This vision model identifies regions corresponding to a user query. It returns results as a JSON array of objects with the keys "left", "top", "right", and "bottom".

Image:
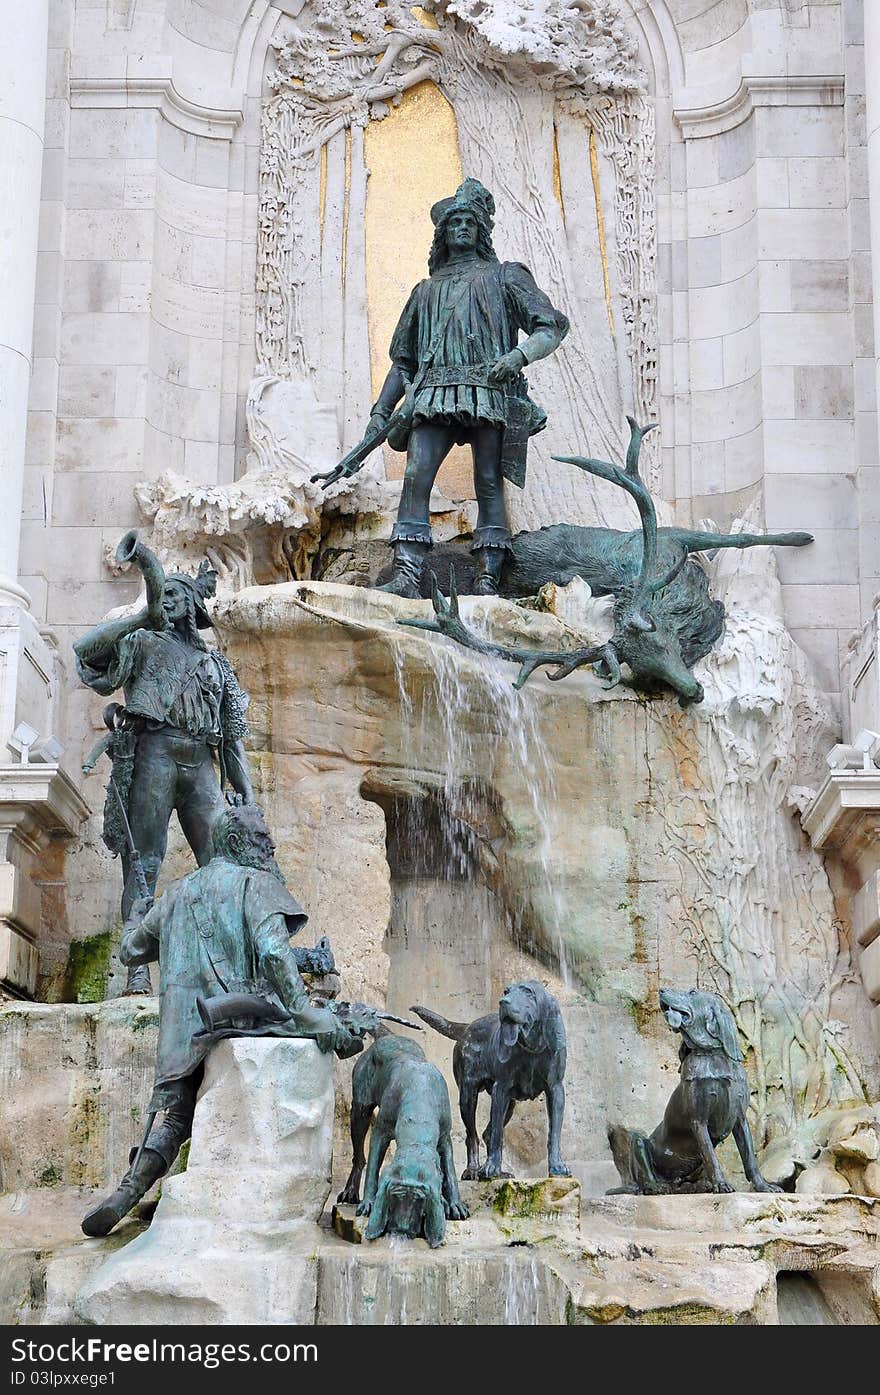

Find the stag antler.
[
  {"left": 399, "top": 572, "right": 616, "bottom": 689},
  {"left": 398, "top": 419, "right": 663, "bottom": 695},
  {"left": 553, "top": 416, "right": 661, "bottom": 628}
]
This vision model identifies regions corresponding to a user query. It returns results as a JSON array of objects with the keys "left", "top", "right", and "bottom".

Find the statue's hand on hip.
[{"left": 488, "top": 349, "right": 526, "bottom": 385}]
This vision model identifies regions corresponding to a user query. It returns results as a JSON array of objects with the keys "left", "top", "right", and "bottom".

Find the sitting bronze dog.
[
  {"left": 414, "top": 981, "right": 570, "bottom": 1181},
  {"left": 608, "top": 988, "right": 782, "bottom": 1195},
  {"left": 337, "top": 1033, "right": 469, "bottom": 1246}
]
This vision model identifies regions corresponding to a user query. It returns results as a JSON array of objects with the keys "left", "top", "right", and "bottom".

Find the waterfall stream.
[{"left": 389, "top": 606, "right": 572, "bottom": 987}]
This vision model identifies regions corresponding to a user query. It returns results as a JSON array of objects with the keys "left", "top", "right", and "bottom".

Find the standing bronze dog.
[
  {"left": 608, "top": 988, "right": 782, "bottom": 1195},
  {"left": 414, "top": 981, "right": 570, "bottom": 1181},
  {"left": 337, "top": 1033, "right": 469, "bottom": 1246}
]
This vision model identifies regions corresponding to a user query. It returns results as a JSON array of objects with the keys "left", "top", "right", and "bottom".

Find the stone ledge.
[
  {"left": 0, "top": 764, "right": 91, "bottom": 839},
  {"left": 675, "top": 73, "right": 844, "bottom": 140},
  {"left": 69, "top": 56, "right": 243, "bottom": 140},
  {"left": 332, "top": 1177, "right": 582, "bottom": 1247},
  {"left": 4, "top": 1187, "right": 879, "bottom": 1324},
  {"left": 801, "top": 771, "right": 880, "bottom": 861},
  {"left": 853, "top": 871, "right": 880, "bottom": 948},
  {"left": 0, "top": 766, "right": 90, "bottom": 997}
]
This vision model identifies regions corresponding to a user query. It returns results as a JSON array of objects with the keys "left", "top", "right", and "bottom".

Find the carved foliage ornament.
[{"left": 256, "top": 0, "right": 654, "bottom": 473}]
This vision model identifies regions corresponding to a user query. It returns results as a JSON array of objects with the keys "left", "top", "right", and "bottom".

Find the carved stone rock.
[{"left": 76, "top": 1038, "right": 334, "bottom": 1325}]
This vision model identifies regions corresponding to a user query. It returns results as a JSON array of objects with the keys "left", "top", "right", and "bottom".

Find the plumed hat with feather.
[{"left": 430, "top": 177, "right": 495, "bottom": 230}]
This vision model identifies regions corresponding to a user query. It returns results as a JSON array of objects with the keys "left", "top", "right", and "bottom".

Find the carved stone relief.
[
  {"left": 253, "top": 0, "right": 655, "bottom": 532},
  {"left": 125, "top": 1, "right": 658, "bottom": 584},
  {"left": 655, "top": 524, "right": 872, "bottom": 1166}
]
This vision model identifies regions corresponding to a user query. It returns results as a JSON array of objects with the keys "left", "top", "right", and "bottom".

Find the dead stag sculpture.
[{"left": 400, "top": 418, "right": 813, "bottom": 706}]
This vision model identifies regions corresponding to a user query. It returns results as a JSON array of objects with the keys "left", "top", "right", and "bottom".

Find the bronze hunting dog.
[
  {"left": 608, "top": 988, "right": 782, "bottom": 1194},
  {"left": 414, "top": 981, "right": 570, "bottom": 1181}
]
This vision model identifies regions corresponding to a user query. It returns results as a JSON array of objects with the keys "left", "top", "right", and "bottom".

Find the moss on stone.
[
  {"left": 583, "top": 1300, "right": 627, "bottom": 1323},
  {"left": 36, "top": 1163, "right": 63, "bottom": 1187},
  {"left": 131, "top": 1010, "right": 159, "bottom": 1032},
  {"left": 491, "top": 1178, "right": 578, "bottom": 1219},
  {"left": 576, "top": 1298, "right": 737, "bottom": 1325},
  {"left": 63, "top": 933, "right": 113, "bottom": 1004},
  {"left": 633, "top": 1303, "right": 737, "bottom": 1325}
]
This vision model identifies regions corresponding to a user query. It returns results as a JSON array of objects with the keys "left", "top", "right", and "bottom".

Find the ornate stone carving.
[
  {"left": 654, "top": 530, "right": 871, "bottom": 1169},
  {"left": 580, "top": 94, "right": 659, "bottom": 485},
  {"left": 114, "top": 464, "right": 323, "bottom": 589},
  {"left": 253, "top": 0, "right": 653, "bottom": 532}
]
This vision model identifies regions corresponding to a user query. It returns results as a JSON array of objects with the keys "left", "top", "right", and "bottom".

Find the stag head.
[
  {"left": 400, "top": 418, "right": 705, "bottom": 706},
  {"left": 608, "top": 603, "right": 703, "bottom": 706},
  {"left": 552, "top": 418, "right": 703, "bottom": 706}
]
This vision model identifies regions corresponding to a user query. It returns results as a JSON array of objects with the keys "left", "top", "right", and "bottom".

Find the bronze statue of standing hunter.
[
  {"left": 312, "top": 176, "right": 569, "bottom": 598},
  {"left": 75, "top": 532, "right": 255, "bottom": 994},
  {"left": 313, "top": 178, "right": 813, "bottom": 706}
]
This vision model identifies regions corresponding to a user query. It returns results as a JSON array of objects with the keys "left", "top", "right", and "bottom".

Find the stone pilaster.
[
  {"left": 0, "top": 0, "right": 49, "bottom": 606},
  {"left": 803, "top": 768, "right": 880, "bottom": 1049},
  {"left": 0, "top": 764, "right": 88, "bottom": 997}
]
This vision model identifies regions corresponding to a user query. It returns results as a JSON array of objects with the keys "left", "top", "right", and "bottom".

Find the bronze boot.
[
  {"left": 471, "top": 546, "right": 506, "bottom": 596},
  {"left": 122, "top": 963, "right": 153, "bottom": 995},
  {"left": 378, "top": 540, "right": 429, "bottom": 599},
  {"left": 81, "top": 1147, "right": 167, "bottom": 1237}
]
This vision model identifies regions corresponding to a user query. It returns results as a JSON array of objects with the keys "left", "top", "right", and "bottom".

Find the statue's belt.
[
  {"left": 117, "top": 710, "right": 221, "bottom": 744},
  {"left": 418, "top": 363, "right": 503, "bottom": 389}
]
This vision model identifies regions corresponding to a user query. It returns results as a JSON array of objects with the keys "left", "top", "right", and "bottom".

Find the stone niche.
[
  {"left": 211, "top": 536, "right": 880, "bottom": 1191},
  {"left": 127, "top": 0, "right": 660, "bottom": 591}
]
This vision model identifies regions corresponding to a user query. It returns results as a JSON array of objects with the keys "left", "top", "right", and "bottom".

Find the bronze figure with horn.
[{"left": 74, "top": 532, "right": 254, "bottom": 994}]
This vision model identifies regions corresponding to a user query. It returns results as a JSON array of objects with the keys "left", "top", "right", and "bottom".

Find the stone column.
[
  {"left": 0, "top": 0, "right": 48, "bottom": 606},
  {"left": 866, "top": 1, "right": 880, "bottom": 425}
]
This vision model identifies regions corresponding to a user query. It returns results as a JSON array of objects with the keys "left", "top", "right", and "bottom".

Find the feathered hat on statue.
[
  {"left": 430, "top": 177, "right": 496, "bottom": 229},
  {"left": 166, "top": 558, "right": 218, "bottom": 629}
]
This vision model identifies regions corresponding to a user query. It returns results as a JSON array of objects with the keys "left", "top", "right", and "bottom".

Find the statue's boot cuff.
[
  {"left": 378, "top": 539, "right": 430, "bottom": 600},
  {"left": 81, "top": 1147, "right": 168, "bottom": 1237},
  {"left": 389, "top": 522, "right": 433, "bottom": 546},
  {"left": 470, "top": 527, "right": 512, "bottom": 553},
  {"left": 122, "top": 963, "right": 153, "bottom": 996}
]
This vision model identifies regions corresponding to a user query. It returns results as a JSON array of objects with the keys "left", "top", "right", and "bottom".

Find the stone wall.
[{"left": 660, "top": 0, "right": 868, "bottom": 697}]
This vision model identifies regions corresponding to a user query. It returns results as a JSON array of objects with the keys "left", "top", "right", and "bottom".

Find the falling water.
[
  {"left": 503, "top": 1251, "right": 543, "bottom": 1325},
  {"left": 389, "top": 601, "right": 571, "bottom": 986}
]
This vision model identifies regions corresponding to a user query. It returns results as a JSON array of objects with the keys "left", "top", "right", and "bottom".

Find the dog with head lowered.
[
  {"left": 413, "top": 982, "right": 570, "bottom": 1181},
  {"left": 337, "top": 1032, "right": 469, "bottom": 1247},
  {"left": 608, "top": 988, "right": 782, "bottom": 1195}
]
